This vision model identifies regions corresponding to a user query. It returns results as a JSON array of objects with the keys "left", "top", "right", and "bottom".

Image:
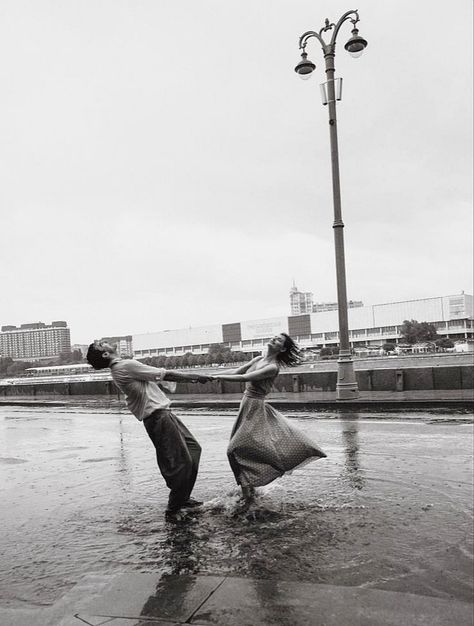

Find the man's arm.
[
  {"left": 163, "top": 370, "right": 212, "bottom": 383},
  {"left": 122, "top": 360, "right": 211, "bottom": 383}
]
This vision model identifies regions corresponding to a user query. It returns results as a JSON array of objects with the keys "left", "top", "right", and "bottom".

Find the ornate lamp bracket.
[{"left": 298, "top": 9, "right": 361, "bottom": 56}]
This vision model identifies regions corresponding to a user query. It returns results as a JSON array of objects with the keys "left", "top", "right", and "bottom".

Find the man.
[{"left": 87, "top": 340, "right": 210, "bottom": 516}]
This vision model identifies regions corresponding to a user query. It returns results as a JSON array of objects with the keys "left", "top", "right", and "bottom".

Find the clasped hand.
[{"left": 194, "top": 374, "right": 215, "bottom": 383}]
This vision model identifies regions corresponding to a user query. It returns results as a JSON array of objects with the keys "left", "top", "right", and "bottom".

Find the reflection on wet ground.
[{"left": 0, "top": 404, "right": 472, "bottom": 610}]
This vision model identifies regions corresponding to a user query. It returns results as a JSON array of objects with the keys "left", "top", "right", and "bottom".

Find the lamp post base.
[{"left": 336, "top": 351, "right": 359, "bottom": 400}]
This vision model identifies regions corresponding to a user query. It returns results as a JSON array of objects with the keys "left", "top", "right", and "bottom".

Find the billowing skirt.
[{"left": 227, "top": 394, "right": 326, "bottom": 488}]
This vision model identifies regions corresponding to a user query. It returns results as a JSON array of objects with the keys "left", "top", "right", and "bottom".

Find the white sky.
[{"left": 1, "top": 0, "right": 472, "bottom": 344}]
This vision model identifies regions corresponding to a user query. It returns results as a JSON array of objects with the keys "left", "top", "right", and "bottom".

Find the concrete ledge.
[{"left": 0, "top": 390, "right": 473, "bottom": 411}]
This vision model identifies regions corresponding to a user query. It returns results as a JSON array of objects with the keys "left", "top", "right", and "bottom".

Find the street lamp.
[{"left": 294, "top": 10, "right": 367, "bottom": 400}]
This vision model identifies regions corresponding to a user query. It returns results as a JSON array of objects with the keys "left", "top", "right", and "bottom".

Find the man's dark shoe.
[
  {"left": 182, "top": 498, "right": 203, "bottom": 508},
  {"left": 165, "top": 499, "right": 202, "bottom": 517},
  {"left": 165, "top": 507, "right": 179, "bottom": 516}
]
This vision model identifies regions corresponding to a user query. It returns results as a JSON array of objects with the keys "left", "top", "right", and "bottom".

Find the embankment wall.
[{"left": 0, "top": 365, "right": 472, "bottom": 397}]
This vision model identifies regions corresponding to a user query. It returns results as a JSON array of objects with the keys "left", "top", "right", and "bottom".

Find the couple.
[{"left": 87, "top": 333, "right": 326, "bottom": 516}]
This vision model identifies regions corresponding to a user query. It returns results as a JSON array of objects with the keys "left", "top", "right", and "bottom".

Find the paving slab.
[
  {"left": 68, "top": 574, "right": 473, "bottom": 626},
  {"left": 0, "top": 606, "right": 48, "bottom": 626},
  {"left": 81, "top": 573, "right": 225, "bottom": 624},
  {"left": 193, "top": 577, "right": 474, "bottom": 626}
]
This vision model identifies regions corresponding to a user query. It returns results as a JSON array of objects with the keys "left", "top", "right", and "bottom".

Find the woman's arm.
[{"left": 213, "top": 363, "right": 278, "bottom": 383}]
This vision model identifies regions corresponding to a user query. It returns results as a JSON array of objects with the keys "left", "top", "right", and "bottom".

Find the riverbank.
[{"left": 1, "top": 354, "right": 473, "bottom": 401}]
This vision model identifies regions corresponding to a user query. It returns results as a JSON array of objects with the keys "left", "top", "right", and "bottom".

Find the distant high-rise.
[
  {"left": 290, "top": 282, "right": 314, "bottom": 315},
  {"left": 290, "top": 282, "right": 363, "bottom": 315},
  {"left": 0, "top": 321, "right": 71, "bottom": 360}
]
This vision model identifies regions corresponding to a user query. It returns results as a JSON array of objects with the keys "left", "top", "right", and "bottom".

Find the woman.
[{"left": 212, "top": 333, "right": 326, "bottom": 502}]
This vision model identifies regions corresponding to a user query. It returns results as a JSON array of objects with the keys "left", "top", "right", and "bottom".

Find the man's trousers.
[{"left": 143, "top": 409, "right": 201, "bottom": 512}]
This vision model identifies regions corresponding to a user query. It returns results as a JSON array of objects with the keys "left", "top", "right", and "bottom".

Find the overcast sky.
[{"left": 1, "top": 0, "right": 472, "bottom": 344}]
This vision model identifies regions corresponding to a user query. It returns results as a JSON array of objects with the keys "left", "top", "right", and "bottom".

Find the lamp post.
[{"left": 294, "top": 9, "right": 367, "bottom": 400}]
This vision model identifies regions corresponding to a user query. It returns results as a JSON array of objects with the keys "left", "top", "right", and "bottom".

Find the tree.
[
  {"left": 0, "top": 357, "right": 14, "bottom": 376},
  {"left": 208, "top": 343, "right": 227, "bottom": 355},
  {"left": 435, "top": 338, "right": 454, "bottom": 349},
  {"left": 382, "top": 343, "right": 396, "bottom": 352},
  {"left": 71, "top": 349, "right": 84, "bottom": 363},
  {"left": 214, "top": 352, "right": 225, "bottom": 365},
  {"left": 166, "top": 356, "right": 177, "bottom": 369},
  {"left": 6, "top": 361, "right": 32, "bottom": 376},
  {"left": 58, "top": 351, "right": 73, "bottom": 364},
  {"left": 400, "top": 319, "right": 438, "bottom": 344},
  {"left": 320, "top": 347, "right": 333, "bottom": 358},
  {"left": 182, "top": 352, "right": 194, "bottom": 368}
]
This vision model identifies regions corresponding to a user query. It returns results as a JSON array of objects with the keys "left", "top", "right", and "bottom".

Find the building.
[
  {"left": 133, "top": 293, "right": 474, "bottom": 359},
  {"left": 0, "top": 321, "right": 71, "bottom": 360},
  {"left": 290, "top": 282, "right": 313, "bottom": 315},
  {"left": 312, "top": 299, "right": 364, "bottom": 313},
  {"left": 290, "top": 282, "right": 363, "bottom": 314},
  {"left": 99, "top": 335, "right": 133, "bottom": 358},
  {"left": 71, "top": 344, "right": 89, "bottom": 358}
]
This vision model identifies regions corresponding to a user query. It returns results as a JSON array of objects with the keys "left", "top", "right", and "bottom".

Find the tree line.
[
  {"left": 0, "top": 349, "right": 84, "bottom": 378},
  {"left": 140, "top": 344, "right": 257, "bottom": 369}
]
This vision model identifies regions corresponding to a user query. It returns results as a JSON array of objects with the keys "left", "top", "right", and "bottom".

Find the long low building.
[{"left": 133, "top": 293, "right": 474, "bottom": 358}]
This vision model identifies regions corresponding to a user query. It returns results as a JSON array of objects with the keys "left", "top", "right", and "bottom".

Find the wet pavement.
[{"left": 0, "top": 404, "right": 473, "bottom": 624}]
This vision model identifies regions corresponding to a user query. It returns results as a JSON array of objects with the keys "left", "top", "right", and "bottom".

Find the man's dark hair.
[
  {"left": 86, "top": 343, "right": 111, "bottom": 370},
  {"left": 277, "top": 333, "right": 301, "bottom": 367}
]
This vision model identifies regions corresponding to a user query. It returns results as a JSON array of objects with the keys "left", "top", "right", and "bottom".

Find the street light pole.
[{"left": 294, "top": 10, "right": 367, "bottom": 400}]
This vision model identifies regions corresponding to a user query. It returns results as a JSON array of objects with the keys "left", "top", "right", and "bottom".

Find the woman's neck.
[{"left": 263, "top": 349, "right": 278, "bottom": 364}]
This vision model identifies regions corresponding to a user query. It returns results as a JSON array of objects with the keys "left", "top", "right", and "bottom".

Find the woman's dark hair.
[
  {"left": 277, "top": 333, "right": 301, "bottom": 367},
  {"left": 86, "top": 343, "right": 111, "bottom": 370}
]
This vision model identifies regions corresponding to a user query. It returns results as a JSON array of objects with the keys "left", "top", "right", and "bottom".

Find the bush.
[{"left": 320, "top": 347, "right": 333, "bottom": 358}]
